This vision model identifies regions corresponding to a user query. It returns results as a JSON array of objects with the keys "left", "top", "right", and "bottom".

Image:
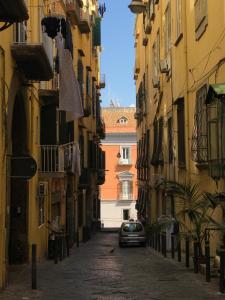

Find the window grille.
[
  {"left": 191, "top": 85, "right": 208, "bottom": 163},
  {"left": 177, "top": 99, "right": 186, "bottom": 167},
  {"left": 151, "top": 118, "right": 158, "bottom": 165}
]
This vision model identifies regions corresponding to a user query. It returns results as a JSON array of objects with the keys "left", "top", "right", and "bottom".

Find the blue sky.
[{"left": 100, "top": 0, "right": 136, "bottom": 107}]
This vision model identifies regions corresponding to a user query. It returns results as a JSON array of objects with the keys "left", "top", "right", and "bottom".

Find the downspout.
[{"left": 184, "top": 0, "right": 191, "bottom": 184}]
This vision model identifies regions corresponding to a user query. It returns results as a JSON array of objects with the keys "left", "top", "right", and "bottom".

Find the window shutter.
[{"left": 93, "top": 17, "right": 101, "bottom": 46}]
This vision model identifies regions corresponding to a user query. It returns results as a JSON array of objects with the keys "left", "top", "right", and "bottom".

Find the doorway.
[{"left": 8, "top": 93, "right": 28, "bottom": 264}]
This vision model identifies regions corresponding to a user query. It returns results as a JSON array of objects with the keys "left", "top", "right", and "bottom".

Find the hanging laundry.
[{"left": 55, "top": 33, "right": 84, "bottom": 120}]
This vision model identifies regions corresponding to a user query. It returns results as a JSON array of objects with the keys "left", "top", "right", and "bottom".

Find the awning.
[{"left": 206, "top": 84, "right": 225, "bottom": 104}]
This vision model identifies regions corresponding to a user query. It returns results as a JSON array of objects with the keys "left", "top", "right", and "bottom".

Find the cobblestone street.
[{"left": 1, "top": 232, "right": 225, "bottom": 300}]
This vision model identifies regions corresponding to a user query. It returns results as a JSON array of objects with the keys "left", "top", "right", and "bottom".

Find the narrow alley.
[{"left": 1, "top": 232, "right": 224, "bottom": 300}]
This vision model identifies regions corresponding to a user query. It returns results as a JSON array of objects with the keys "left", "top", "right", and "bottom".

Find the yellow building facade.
[
  {"left": 133, "top": 0, "right": 225, "bottom": 249},
  {"left": 0, "top": 0, "right": 105, "bottom": 289}
]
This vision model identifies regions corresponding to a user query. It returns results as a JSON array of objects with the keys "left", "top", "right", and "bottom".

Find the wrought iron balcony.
[
  {"left": 78, "top": 9, "right": 91, "bottom": 34},
  {"left": 39, "top": 145, "right": 65, "bottom": 176},
  {"left": 11, "top": 21, "right": 53, "bottom": 81},
  {"left": 62, "top": 142, "right": 78, "bottom": 174},
  {"left": 119, "top": 193, "right": 134, "bottom": 201},
  {"left": 0, "top": 0, "right": 28, "bottom": 23},
  {"left": 96, "top": 117, "right": 105, "bottom": 139},
  {"left": 99, "top": 74, "right": 106, "bottom": 89},
  {"left": 65, "top": 0, "right": 82, "bottom": 26},
  {"left": 118, "top": 159, "right": 132, "bottom": 166}
]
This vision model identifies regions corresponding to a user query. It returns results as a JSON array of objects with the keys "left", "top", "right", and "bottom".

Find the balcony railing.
[
  {"left": 78, "top": 9, "right": 91, "bottom": 34},
  {"left": 39, "top": 145, "right": 64, "bottom": 174},
  {"left": 62, "top": 142, "right": 80, "bottom": 174},
  {"left": 119, "top": 194, "right": 134, "bottom": 201},
  {"left": 118, "top": 159, "right": 132, "bottom": 165},
  {"left": 99, "top": 74, "right": 106, "bottom": 89},
  {"left": 65, "top": 0, "right": 81, "bottom": 25},
  {"left": 10, "top": 11, "right": 53, "bottom": 81}
]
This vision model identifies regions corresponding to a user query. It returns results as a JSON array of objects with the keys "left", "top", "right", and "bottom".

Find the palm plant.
[{"left": 163, "top": 180, "right": 219, "bottom": 257}]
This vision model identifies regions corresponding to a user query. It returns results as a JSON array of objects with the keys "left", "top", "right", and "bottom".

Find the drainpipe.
[{"left": 184, "top": 0, "right": 191, "bottom": 183}]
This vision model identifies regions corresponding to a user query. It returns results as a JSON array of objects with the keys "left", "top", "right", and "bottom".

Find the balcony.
[
  {"left": 78, "top": 9, "right": 91, "bottom": 34},
  {"left": 119, "top": 194, "right": 134, "bottom": 201},
  {"left": 63, "top": 142, "right": 79, "bottom": 174},
  {"left": 39, "top": 145, "right": 65, "bottom": 177},
  {"left": 118, "top": 159, "right": 132, "bottom": 166},
  {"left": 96, "top": 117, "right": 105, "bottom": 139},
  {"left": 11, "top": 23, "right": 53, "bottom": 81},
  {"left": 99, "top": 74, "right": 106, "bottom": 89},
  {"left": 0, "top": 0, "right": 29, "bottom": 23},
  {"left": 65, "top": 0, "right": 82, "bottom": 26}
]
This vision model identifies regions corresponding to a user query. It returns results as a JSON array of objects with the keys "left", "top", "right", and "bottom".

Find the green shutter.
[{"left": 93, "top": 17, "right": 101, "bottom": 46}]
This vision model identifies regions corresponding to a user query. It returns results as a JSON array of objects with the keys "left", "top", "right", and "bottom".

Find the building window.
[
  {"left": 117, "top": 116, "right": 128, "bottom": 124},
  {"left": 151, "top": 117, "right": 164, "bottom": 166},
  {"left": 120, "top": 181, "right": 133, "bottom": 200},
  {"left": 168, "top": 117, "right": 173, "bottom": 164},
  {"left": 77, "top": 57, "right": 84, "bottom": 106},
  {"left": 86, "top": 68, "right": 91, "bottom": 97},
  {"left": 175, "top": 0, "right": 183, "bottom": 44},
  {"left": 152, "top": 32, "right": 160, "bottom": 85},
  {"left": 164, "top": 2, "right": 171, "bottom": 56},
  {"left": 38, "top": 196, "right": 45, "bottom": 226},
  {"left": 177, "top": 98, "right": 186, "bottom": 167},
  {"left": 191, "top": 85, "right": 208, "bottom": 163},
  {"left": 123, "top": 209, "right": 130, "bottom": 221},
  {"left": 195, "top": 0, "right": 208, "bottom": 40},
  {"left": 120, "top": 146, "right": 131, "bottom": 164}
]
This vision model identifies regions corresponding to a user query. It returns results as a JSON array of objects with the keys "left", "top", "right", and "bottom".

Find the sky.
[{"left": 100, "top": 0, "right": 136, "bottom": 108}]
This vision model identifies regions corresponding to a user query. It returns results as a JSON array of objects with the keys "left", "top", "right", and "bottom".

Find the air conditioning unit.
[
  {"left": 38, "top": 182, "right": 48, "bottom": 196},
  {"left": 152, "top": 77, "right": 160, "bottom": 88},
  {"left": 160, "top": 58, "right": 170, "bottom": 74}
]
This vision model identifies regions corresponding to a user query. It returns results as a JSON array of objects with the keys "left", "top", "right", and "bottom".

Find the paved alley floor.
[{"left": 1, "top": 232, "right": 225, "bottom": 300}]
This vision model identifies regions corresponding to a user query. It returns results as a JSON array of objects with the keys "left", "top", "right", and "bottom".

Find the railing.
[
  {"left": 119, "top": 194, "right": 134, "bottom": 200},
  {"left": 99, "top": 74, "right": 105, "bottom": 88},
  {"left": 39, "top": 145, "right": 64, "bottom": 173},
  {"left": 118, "top": 159, "right": 132, "bottom": 165}
]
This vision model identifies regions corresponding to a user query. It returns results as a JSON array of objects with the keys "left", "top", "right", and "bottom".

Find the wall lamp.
[{"left": 128, "top": 0, "right": 146, "bottom": 14}]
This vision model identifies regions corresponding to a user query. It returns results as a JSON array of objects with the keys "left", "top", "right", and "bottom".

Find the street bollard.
[
  {"left": 185, "top": 237, "right": 190, "bottom": 268},
  {"left": 161, "top": 234, "right": 164, "bottom": 255},
  {"left": 54, "top": 237, "right": 58, "bottom": 264},
  {"left": 193, "top": 239, "right": 198, "bottom": 273},
  {"left": 77, "top": 231, "right": 79, "bottom": 248},
  {"left": 158, "top": 233, "right": 161, "bottom": 252},
  {"left": 31, "top": 244, "right": 37, "bottom": 289},
  {"left": 205, "top": 240, "right": 210, "bottom": 282},
  {"left": 66, "top": 234, "right": 70, "bottom": 256},
  {"left": 171, "top": 234, "right": 175, "bottom": 259},
  {"left": 220, "top": 246, "right": 225, "bottom": 293},
  {"left": 164, "top": 233, "right": 167, "bottom": 257},
  {"left": 177, "top": 238, "right": 181, "bottom": 262}
]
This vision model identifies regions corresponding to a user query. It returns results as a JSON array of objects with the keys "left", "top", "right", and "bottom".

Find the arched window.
[{"left": 117, "top": 116, "right": 128, "bottom": 124}]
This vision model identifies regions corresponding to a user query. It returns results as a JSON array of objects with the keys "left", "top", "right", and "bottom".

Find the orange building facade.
[{"left": 100, "top": 107, "right": 137, "bottom": 228}]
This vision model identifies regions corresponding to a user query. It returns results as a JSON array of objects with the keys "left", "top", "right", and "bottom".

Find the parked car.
[{"left": 119, "top": 220, "right": 146, "bottom": 247}]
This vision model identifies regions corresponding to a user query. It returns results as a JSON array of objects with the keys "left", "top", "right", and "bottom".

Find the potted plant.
[{"left": 162, "top": 180, "right": 219, "bottom": 270}]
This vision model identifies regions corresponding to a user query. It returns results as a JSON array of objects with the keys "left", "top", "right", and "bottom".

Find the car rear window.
[{"left": 122, "top": 223, "right": 143, "bottom": 232}]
